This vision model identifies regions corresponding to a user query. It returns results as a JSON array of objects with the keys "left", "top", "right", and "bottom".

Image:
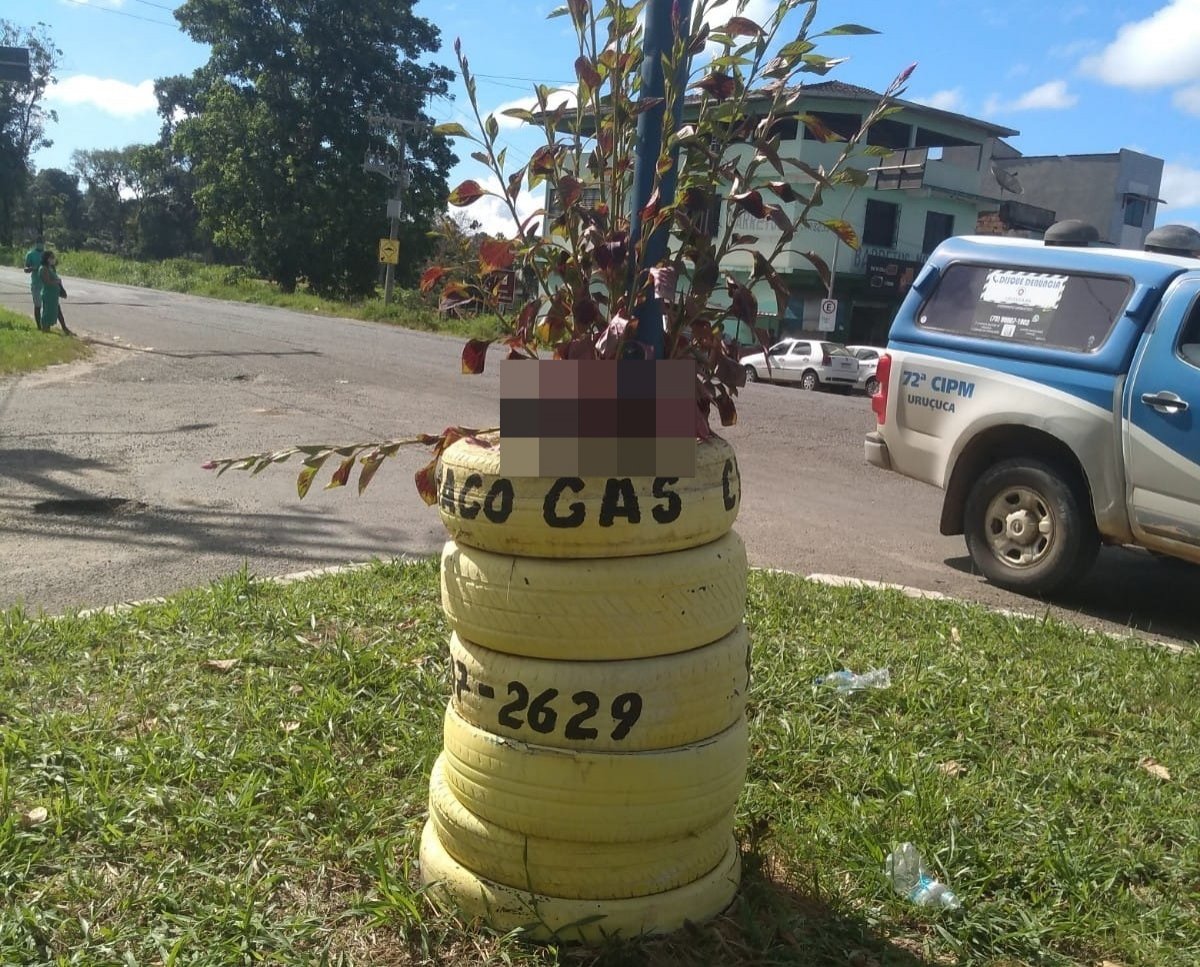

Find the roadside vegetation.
[
  {"left": 0, "top": 305, "right": 91, "bottom": 376},
  {"left": 3, "top": 561, "right": 1195, "bottom": 966},
  {"left": 2, "top": 246, "right": 503, "bottom": 342}
]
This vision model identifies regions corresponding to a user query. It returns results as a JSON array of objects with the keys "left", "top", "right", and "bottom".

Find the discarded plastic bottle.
[
  {"left": 815, "top": 667, "right": 891, "bottom": 693},
  {"left": 885, "top": 842, "right": 961, "bottom": 911}
]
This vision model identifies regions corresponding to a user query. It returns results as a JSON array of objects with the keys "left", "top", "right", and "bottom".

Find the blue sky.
[{"left": 22, "top": 0, "right": 1200, "bottom": 235}]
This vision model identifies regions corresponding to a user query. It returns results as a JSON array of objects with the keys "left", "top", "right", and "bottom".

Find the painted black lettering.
[
  {"left": 483, "top": 478, "right": 514, "bottom": 524},
  {"left": 598, "top": 478, "right": 641, "bottom": 527},
  {"left": 498, "top": 680, "right": 529, "bottom": 729},
  {"left": 651, "top": 477, "right": 682, "bottom": 524},
  {"left": 440, "top": 467, "right": 458, "bottom": 514},
  {"left": 610, "top": 692, "right": 643, "bottom": 741},
  {"left": 457, "top": 473, "right": 483, "bottom": 520},
  {"left": 544, "top": 477, "right": 586, "bottom": 527},
  {"left": 453, "top": 659, "right": 469, "bottom": 701},
  {"left": 564, "top": 691, "right": 600, "bottom": 740},
  {"left": 721, "top": 458, "right": 739, "bottom": 512}
]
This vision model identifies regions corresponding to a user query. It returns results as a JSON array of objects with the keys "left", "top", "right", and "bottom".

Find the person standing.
[
  {"left": 38, "top": 250, "right": 73, "bottom": 336},
  {"left": 23, "top": 238, "right": 44, "bottom": 328}
]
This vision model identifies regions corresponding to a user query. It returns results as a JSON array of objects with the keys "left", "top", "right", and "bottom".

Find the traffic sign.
[
  {"left": 378, "top": 238, "right": 400, "bottom": 265},
  {"left": 818, "top": 298, "right": 838, "bottom": 332}
]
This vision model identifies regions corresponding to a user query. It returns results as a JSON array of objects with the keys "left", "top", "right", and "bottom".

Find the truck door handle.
[{"left": 1140, "top": 391, "right": 1190, "bottom": 414}]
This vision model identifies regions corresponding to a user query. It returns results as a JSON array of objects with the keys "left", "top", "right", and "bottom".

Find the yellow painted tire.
[
  {"left": 440, "top": 706, "right": 747, "bottom": 843},
  {"left": 427, "top": 755, "right": 733, "bottom": 900},
  {"left": 420, "top": 819, "right": 741, "bottom": 942},
  {"left": 435, "top": 434, "right": 741, "bottom": 558},
  {"left": 448, "top": 626, "right": 750, "bottom": 752},
  {"left": 441, "top": 531, "right": 747, "bottom": 660}
]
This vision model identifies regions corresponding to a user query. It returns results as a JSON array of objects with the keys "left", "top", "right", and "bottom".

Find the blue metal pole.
[{"left": 629, "top": 0, "right": 693, "bottom": 360}]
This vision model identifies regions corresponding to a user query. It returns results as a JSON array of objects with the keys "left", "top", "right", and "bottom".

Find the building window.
[
  {"left": 1124, "top": 195, "right": 1148, "bottom": 228},
  {"left": 922, "top": 211, "right": 955, "bottom": 254},
  {"left": 768, "top": 117, "right": 798, "bottom": 141},
  {"left": 801, "top": 111, "right": 861, "bottom": 141},
  {"left": 862, "top": 199, "right": 900, "bottom": 247}
]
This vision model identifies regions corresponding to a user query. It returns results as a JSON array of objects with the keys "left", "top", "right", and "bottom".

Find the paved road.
[{"left": 1, "top": 267, "right": 1196, "bottom": 645}]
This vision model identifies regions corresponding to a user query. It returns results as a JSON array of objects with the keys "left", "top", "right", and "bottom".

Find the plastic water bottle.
[
  {"left": 815, "top": 667, "right": 891, "bottom": 693},
  {"left": 885, "top": 843, "right": 961, "bottom": 911}
]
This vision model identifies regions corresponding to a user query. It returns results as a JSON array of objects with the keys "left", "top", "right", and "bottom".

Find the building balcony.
[{"left": 871, "top": 147, "right": 986, "bottom": 198}]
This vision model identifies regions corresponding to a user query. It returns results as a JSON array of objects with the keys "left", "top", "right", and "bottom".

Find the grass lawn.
[
  {"left": 2, "top": 561, "right": 1196, "bottom": 966},
  {"left": 0, "top": 306, "right": 91, "bottom": 376},
  {"left": 3, "top": 248, "right": 503, "bottom": 342}
]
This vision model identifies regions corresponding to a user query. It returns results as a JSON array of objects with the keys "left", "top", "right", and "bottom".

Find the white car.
[
  {"left": 741, "top": 338, "right": 860, "bottom": 391},
  {"left": 847, "top": 345, "right": 883, "bottom": 395}
]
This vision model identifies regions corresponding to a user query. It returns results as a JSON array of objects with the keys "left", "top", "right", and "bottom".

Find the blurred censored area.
[{"left": 499, "top": 359, "right": 698, "bottom": 478}]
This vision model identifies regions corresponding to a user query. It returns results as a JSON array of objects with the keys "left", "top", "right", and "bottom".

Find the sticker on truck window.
[
  {"left": 916, "top": 264, "right": 1132, "bottom": 353},
  {"left": 971, "top": 271, "right": 1067, "bottom": 343}
]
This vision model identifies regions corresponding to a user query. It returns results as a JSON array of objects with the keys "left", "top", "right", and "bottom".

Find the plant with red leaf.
[
  {"left": 429, "top": 0, "right": 910, "bottom": 432},
  {"left": 205, "top": 1, "right": 912, "bottom": 500}
]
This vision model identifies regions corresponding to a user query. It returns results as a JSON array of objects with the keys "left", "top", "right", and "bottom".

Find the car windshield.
[
  {"left": 822, "top": 343, "right": 852, "bottom": 356},
  {"left": 855, "top": 349, "right": 878, "bottom": 360}
]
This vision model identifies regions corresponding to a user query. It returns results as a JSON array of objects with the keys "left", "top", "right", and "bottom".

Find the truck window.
[
  {"left": 1180, "top": 299, "right": 1200, "bottom": 370},
  {"left": 915, "top": 263, "right": 1132, "bottom": 353}
]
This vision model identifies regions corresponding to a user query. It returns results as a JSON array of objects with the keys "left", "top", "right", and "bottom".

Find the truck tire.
[{"left": 963, "top": 458, "right": 1099, "bottom": 595}]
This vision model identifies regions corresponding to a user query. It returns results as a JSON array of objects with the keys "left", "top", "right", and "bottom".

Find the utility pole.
[
  {"left": 628, "top": 0, "right": 694, "bottom": 360},
  {"left": 364, "top": 113, "right": 427, "bottom": 305}
]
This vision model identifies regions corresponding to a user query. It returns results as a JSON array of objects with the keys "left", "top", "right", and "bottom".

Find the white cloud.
[
  {"left": 46, "top": 75, "right": 156, "bottom": 118},
  {"left": 1080, "top": 0, "right": 1200, "bottom": 88},
  {"left": 913, "top": 88, "right": 964, "bottom": 112},
  {"left": 1048, "top": 38, "right": 1097, "bottom": 60},
  {"left": 1160, "top": 162, "right": 1200, "bottom": 209},
  {"left": 492, "top": 90, "right": 577, "bottom": 130},
  {"left": 1172, "top": 84, "right": 1200, "bottom": 116},
  {"left": 456, "top": 176, "right": 543, "bottom": 239},
  {"left": 984, "top": 80, "right": 1078, "bottom": 114},
  {"left": 701, "top": 0, "right": 776, "bottom": 31}
]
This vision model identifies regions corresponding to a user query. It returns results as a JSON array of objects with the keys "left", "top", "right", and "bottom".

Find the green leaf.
[
  {"left": 818, "top": 23, "right": 880, "bottom": 36},
  {"left": 297, "top": 465, "right": 318, "bottom": 500},
  {"left": 432, "top": 122, "right": 478, "bottom": 141}
]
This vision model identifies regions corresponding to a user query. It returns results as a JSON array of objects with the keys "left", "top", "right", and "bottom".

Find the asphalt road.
[{"left": 1, "top": 267, "right": 1196, "bottom": 646}]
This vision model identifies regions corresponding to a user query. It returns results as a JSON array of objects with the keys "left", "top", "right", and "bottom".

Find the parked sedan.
[
  {"left": 847, "top": 345, "right": 883, "bottom": 395},
  {"left": 741, "top": 338, "right": 860, "bottom": 390}
]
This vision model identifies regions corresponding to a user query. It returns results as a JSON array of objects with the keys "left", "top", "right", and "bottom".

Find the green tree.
[
  {"left": 161, "top": 0, "right": 456, "bottom": 296},
  {"left": 20, "top": 167, "right": 85, "bottom": 249},
  {"left": 0, "top": 21, "right": 59, "bottom": 246}
]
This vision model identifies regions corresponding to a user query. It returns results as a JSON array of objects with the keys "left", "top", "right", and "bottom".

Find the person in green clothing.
[
  {"left": 23, "top": 238, "right": 44, "bottom": 328},
  {"left": 38, "top": 250, "right": 73, "bottom": 336}
]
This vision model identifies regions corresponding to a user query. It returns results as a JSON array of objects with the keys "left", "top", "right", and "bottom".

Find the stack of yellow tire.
[{"left": 420, "top": 435, "right": 749, "bottom": 942}]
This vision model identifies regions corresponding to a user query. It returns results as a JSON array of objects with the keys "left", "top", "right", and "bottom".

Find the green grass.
[
  {"left": 0, "top": 306, "right": 91, "bottom": 375},
  {"left": 4, "top": 247, "right": 503, "bottom": 342},
  {"left": 2, "top": 562, "right": 1197, "bottom": 966}
]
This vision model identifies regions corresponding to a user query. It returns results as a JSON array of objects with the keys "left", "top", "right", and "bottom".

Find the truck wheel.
[
  {"left": 800, "top": 369, "right": 819, "bottom": 391},
  {"left": 963, "top": 459, "right": 1099, "bottom": 595}
]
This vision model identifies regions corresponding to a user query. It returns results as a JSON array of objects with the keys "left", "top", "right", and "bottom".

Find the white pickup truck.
[{"left": 865, "top": 231, "right": 1200, "bottom": 594}]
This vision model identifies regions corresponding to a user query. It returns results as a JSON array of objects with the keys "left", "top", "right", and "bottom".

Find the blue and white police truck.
[{"left": 865, "top": 231, "right": 1200, "bottom": 594}]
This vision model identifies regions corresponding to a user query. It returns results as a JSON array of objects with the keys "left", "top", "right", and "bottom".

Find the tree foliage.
[
  {"left": 160, "top": 0, "right": 457, "bottom": 297},
  {"left": 0, "top": 20, "right": 59, "bottom": 245},
  {"left": 433, "top": 0, "right": 907, "bottom": 432}
]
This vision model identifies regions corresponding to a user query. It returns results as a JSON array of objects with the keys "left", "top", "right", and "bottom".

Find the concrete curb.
[
  {"left": 45, "top": 560, "right": 1189, "bottom": 653},
  {"left": 800, "top": 572, "right": 1188, "bottom": 653},
  {"left": 63, "top": 557, "right": 421, "bottom": 621}
]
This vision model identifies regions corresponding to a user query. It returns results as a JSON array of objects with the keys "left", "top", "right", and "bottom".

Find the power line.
[
  {"left": 59, "top": 0, "right": 177, "bottom": 28},
  {"left": 474, "top": 72, "right": 576, "bottom": 86},
  {"left": 128, "top": 0, "right": 179, "bottom": 10}
]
